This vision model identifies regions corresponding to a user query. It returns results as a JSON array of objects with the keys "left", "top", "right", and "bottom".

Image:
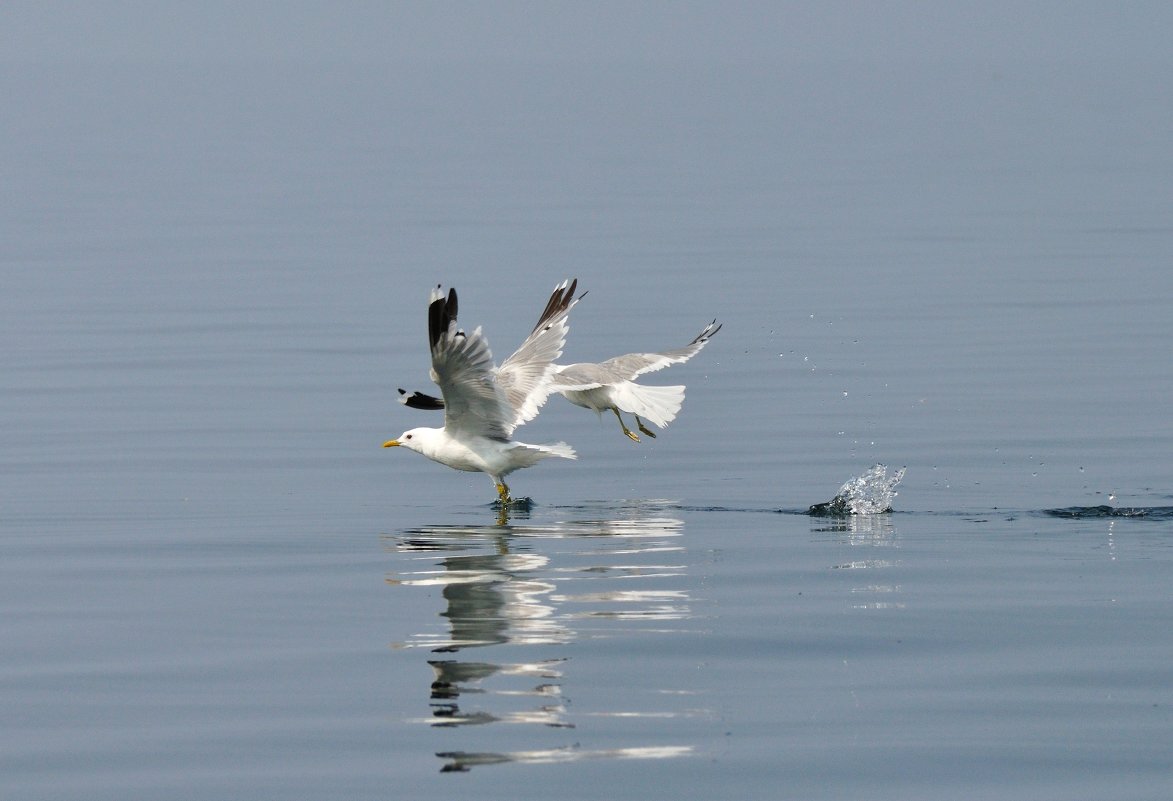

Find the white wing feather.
[
  {"left": 551, "top": 319, "right": 721, "bottom": 390},
  {"left": 425, "top": 280, "right": 582, "bottom": 438},
  {"left": 496, "top": 279, "right": 582, "bottom": 426}
]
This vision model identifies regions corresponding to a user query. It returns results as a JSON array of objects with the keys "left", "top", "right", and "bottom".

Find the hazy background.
[{"left": 3, "top": 2, "right": 1172, "bottom": 66}]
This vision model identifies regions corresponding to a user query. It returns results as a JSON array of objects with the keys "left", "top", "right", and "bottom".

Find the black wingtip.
[
  {"left": 530, "top": 278, "right": 581, "bottom": 334},
  {"left": 399, "top": 389, "right": 446, "bottom": 410},
  {"left": 428, "top": 286, "right": 460, "bottom": 350},
  {"left": 691, "top": 319, "right": 722, "bottom": 346}
]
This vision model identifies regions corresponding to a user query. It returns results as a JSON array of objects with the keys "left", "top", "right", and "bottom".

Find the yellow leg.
[
  {"left": 495, "top": 482, "right": 512, "bottom": 504},
  {"left": 635, "top": 416, "right": 657, "bottom": 439},
  {"left": 612, "top": 408, "right": 640, "bottom": 442}
]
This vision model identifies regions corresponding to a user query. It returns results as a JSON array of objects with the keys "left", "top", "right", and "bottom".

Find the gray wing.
[
  {"left": 495, "top": 279, "right": 583, "bottom": 427},
  {"left": 552, "top": 319, "right": 721, "bottom": 389},
  {"left": 426, "top": 286, "right": 515, "bottom": 439}
]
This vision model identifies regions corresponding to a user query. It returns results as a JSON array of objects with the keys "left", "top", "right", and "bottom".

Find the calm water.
[{"left": 3, "top": 59, "right": 1172, "bottom": 800}]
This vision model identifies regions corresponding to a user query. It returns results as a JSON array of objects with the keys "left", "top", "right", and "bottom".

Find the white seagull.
[
  {"left": 399, "top": 319, "right": 721, "bottom": 442},
  {"left": 384, "top": 280, "right": 582, "bottom": 505}
]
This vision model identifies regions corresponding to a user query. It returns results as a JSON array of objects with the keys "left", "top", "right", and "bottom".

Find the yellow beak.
[{"left": 383, "top": 440, "right": 401, "bottom": 448}]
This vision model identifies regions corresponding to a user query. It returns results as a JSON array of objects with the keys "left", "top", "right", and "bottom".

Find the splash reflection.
[
  {"left": 385, "top": 502, "right": 697, "bottom": 770},
  {"left": 816, "top": 511, "right": 904, "bottom": 609}
]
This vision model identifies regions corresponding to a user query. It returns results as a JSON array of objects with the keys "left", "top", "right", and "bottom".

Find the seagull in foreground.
[
  {"left": 399, "top": 319, "right": 722, "bottom": 442},
  {"left": 383, "top": 280, "right": 582, "bottom": 505}
]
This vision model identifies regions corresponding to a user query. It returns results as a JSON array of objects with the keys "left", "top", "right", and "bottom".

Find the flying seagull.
[{"left": 384, "top": 280, "right": 582, "bottom": 504}]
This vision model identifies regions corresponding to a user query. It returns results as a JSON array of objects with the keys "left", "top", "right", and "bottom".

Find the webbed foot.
[
  {"left": 495, "top": 482, "right": 512, "bottom": 505},
  {"left": 612, "top": 408, "right": 640, "bottom": 442}
]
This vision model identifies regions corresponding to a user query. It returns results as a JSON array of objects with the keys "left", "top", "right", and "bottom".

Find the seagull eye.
[{"left": 405, "top": 434, "right": 412, "bottom": 440}]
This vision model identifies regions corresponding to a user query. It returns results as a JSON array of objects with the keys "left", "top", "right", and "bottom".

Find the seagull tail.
[
  {"left": 610, "top": 382, "right": 685, "bottom": 429},
  {"left": 539, "top": 441, "right": 578, "bottom": 461},
  {"left": 509, "top": 441, "right": 577, "bottom": 465}
]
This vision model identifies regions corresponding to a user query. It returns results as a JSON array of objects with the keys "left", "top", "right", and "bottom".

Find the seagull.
[
  {"left": 383, "top": 280, "right": 582, "bottom": 505},
  {"left": 399, "top": 319, "right": 721, "bottom": 442}
]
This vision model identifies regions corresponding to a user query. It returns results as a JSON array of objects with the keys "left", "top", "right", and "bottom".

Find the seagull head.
[{"left": 383, "top": 427, "right": 433, "bottom": 454}]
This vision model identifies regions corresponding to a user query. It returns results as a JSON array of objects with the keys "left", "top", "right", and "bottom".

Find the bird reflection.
[
  {"left": 436, "top": 744, "right": 695, "bottom": 772},
  {"left": 385, "top": 504, "right": 691, "bottom": 746},
  {"left": 393, "top": 534, "right": 572, "bottom": 651},
  {"left": 428, "top": 658, "right": 572, "bottom": 728}
]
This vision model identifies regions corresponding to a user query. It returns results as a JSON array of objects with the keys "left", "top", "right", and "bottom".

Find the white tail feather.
[
  {"left": 540, "top": 441, "right": 577, "bottom": 460},
  {"left": 510, "top": 441, "right": 577, "bottom": 466},
  {"left": 608, "top": 382, "right": 685, "bottom": 428}
]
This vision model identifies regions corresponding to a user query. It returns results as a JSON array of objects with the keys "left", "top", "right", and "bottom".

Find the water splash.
[{"left": 809, "top": 464, "right": 906, "bottom": 516}]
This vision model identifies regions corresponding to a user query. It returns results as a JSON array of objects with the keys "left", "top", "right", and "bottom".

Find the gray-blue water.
[{"left": 3, "top": 56, "right": 1171, "bottom": 800}]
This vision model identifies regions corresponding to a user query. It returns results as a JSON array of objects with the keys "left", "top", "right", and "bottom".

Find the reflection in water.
[
  {"left": 815, "top": 512, "right": 904, "bottom": 610},
  {"left": 424, "top": 658, "right": 572, "bottom": 728},
  {"left": 385, "top": 502, "right": 697, "bottom": 770},
  {"left": 436, "top": 745, "right": 695, "bottom": 773},
  {"left": 391, "top": 542, "right": 569, "bottom": 650}
]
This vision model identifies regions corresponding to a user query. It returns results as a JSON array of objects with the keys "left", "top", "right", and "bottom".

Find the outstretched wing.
[
  {"left": 425, "top": 286, "right": 515, "bottom": 440},
  {"left": 402, "top": 315, "right": 721, "bottom": 402},
  {"left": 552, "top": 319, "right": 722, "bottom": 389},
  {"left": 495, "top": 279, "right": 584, "bottom": 426}
]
